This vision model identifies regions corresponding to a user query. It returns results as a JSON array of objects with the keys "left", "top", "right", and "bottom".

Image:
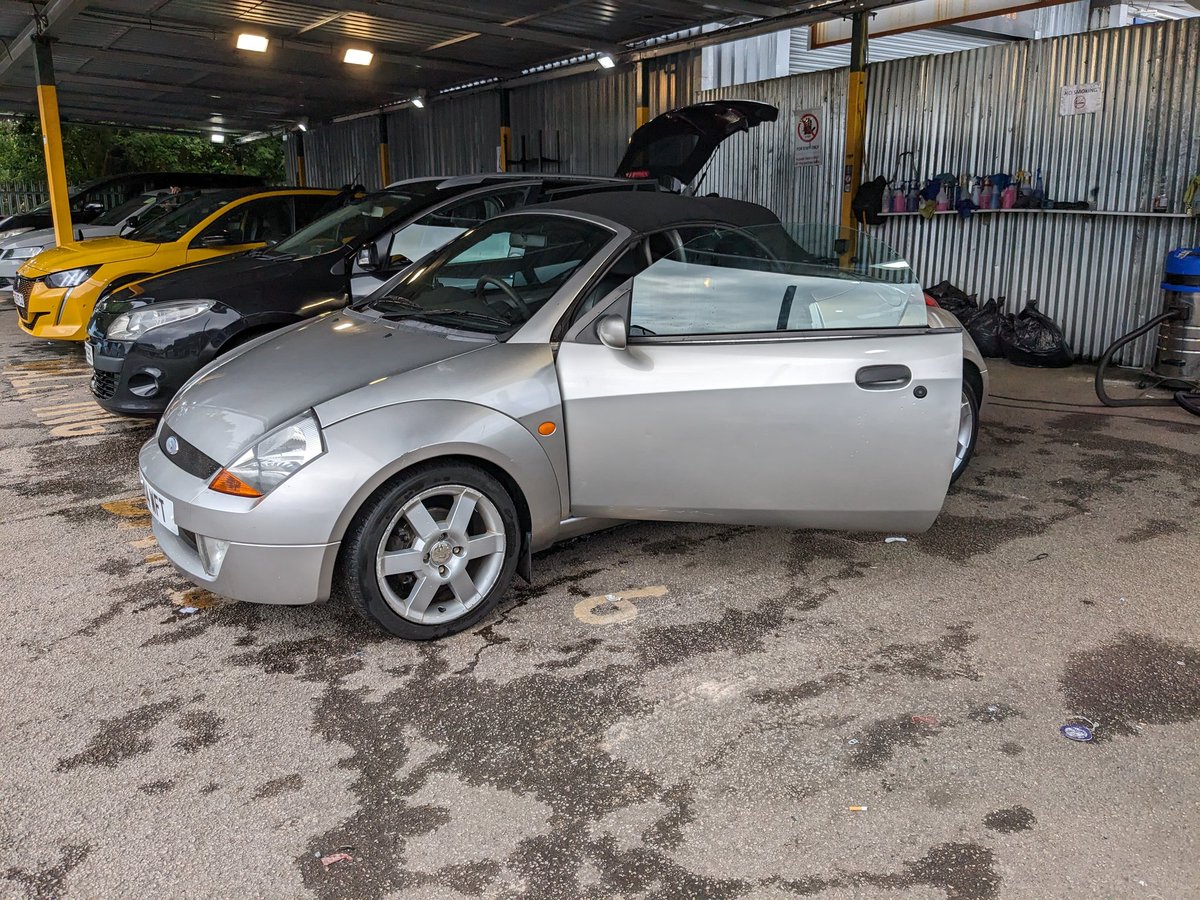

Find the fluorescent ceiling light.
[
  {"left": 236, "top": 33, "right": 269, "bottom": 52},
  {"left": 411, "top": 97, "right": 425, "bottom": 109},
  {"left": 344, "top": 48, "right": 373, "bottom": 66},
  {"left": 597, "top": 54, "right": 616, "bottom": 69},
  {"left": 211, "top": 132, "right": 225, "bottom": 144}
]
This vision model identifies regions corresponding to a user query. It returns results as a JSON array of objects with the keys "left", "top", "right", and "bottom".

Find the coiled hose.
[{"left": 1094, "top": 308, "right": 1189, "bottom": 407}]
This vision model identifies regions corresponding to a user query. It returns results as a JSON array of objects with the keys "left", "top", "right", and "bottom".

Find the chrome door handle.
[{"left": 855, "top": 364, "right": 912, "bottom": 389}]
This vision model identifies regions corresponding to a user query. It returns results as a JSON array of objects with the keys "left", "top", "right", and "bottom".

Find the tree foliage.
[{"left": 0, "top": 117, "right": 285, "bottom": 185}]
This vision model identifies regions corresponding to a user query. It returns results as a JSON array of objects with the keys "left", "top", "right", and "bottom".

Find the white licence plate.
[
  {"left": 84, "top": 341, "right": 94, "bottom": 366},
  {"left": 12, "top": 290, "right": 24, "bottom": 310},
  {"left": 144, "top": 483, "right": 179, "bottom": 535}
]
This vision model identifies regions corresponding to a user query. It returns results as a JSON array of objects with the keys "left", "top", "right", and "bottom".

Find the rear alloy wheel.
[
  {"left": 338, "top": 464, "right": 520, "bottom": 639},
  {"left": 951, "top": 379, "right": 981, "bottom": 484}
]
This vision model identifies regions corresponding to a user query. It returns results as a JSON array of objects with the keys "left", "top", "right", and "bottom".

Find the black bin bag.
[
  {"left": 925, "top": 280, "right": 978, "bottom": 321},
  {"left": 999, "top": 300, "right": 1075, "bottom": 367},
  {"left": 966, "top": 297, "right": 1005, "bottom": 358}
]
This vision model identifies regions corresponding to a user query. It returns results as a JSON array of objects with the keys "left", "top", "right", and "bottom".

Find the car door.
[
  {"left": 554, "top": 224, "right": 963, "bottom": 533},
  {"left": 186, "top": 196, "right": 293, "bottom": 263},
  {"left": 351, "top": 187, "right": 531, "bottom": 298}
]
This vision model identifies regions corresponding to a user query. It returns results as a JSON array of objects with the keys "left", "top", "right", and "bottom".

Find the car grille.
[
  {"left": 159, "top": 424, "right": 220, "bottom": 480},
  {"left": 14, "top": 274, "right": 35, "bottom": 295},
  {"left": 91, "top": 369, "right": 118, "bottom": 400}
]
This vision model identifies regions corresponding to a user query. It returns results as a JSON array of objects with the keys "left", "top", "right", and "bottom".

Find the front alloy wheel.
[{"left": 338, "top": 463, "right": 520, "bottom": 639}]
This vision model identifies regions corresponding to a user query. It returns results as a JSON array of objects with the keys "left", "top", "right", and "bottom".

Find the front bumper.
[
  {"left": 139, "top": 438, "right": 339, "bottom": 605},
  {"left": 89, "top": 337, "right": 193, "bottom": 416},
  {"left": 16, "top": 280, "right": 99, "bottom": 341}
]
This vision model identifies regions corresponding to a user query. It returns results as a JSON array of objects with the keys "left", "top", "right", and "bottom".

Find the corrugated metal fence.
[
  {"left": 288, "top": 50, "right": 699, "bottom": 188},
  {"left": 700, "top": 18, "right": 1200, "bottom": 364}
]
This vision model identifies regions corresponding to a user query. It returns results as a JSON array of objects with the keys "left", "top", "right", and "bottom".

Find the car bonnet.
[
  {"left": 162, "top": 312, "right": 490, "bottom": 465},
  {"left": 21, "top": 236, "right": 160, "bottom": 275}
]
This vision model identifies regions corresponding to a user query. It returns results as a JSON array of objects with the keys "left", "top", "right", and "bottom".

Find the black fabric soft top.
[{"left": 530, "top": 190, "right": 780, "bottom": 234}]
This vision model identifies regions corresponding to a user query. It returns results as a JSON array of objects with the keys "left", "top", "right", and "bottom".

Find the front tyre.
[
  {"left": 337, "top": 463, "right": 520, "bottom": 639},
  {"left": 950, "top": 378, "right": 981, "bottom": 484}
]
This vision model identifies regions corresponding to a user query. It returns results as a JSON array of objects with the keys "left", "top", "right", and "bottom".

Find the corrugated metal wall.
[
  {"left": 387, "top": 91, "right": 501, "bottom": 183},
  {"left": 509, "top": 51, "right": 700, "bottom": 177},
  {"left": 700, "top": 18, "right": 1200, "bottom": 363},
  {"left": 289, "top": 50, "right": 699, "bottom": 187}
]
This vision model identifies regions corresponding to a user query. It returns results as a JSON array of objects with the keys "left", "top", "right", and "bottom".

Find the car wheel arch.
[{"left": 321, "top": 401, "right": 563, "bottom": 554}]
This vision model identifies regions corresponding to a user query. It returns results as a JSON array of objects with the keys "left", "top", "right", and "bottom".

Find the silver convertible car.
[{"left": 139, "top": 192, "right": 987, "bottom": 639}]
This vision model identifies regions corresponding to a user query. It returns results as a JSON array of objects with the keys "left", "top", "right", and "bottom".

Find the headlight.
[
  {"left": 209, "top": 412, "right": 325, "bottom": 498},
  {"left": 0, "top": 227, "right": 33, "bottom": 240},
  {"left": 44, "top": 266, "right": 99, "bottom": 288},
  {"left": 107, "top": 301, "right": 214, "bottom": 341},
  {"left": 5, "top": 245, "right": 43, "bottom": 260}
]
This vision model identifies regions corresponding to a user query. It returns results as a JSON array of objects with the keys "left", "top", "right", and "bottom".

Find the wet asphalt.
[{"left": 1, "top": 307, "right": 1198, "bottom": 900}]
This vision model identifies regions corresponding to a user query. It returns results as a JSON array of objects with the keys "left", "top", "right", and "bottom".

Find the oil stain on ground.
[
  {"left": 1060, "top": 632, "right": 1200, "bottom": 739},
  {"left": 983, "top": 806, "right": 1036, "bottom": 833}
]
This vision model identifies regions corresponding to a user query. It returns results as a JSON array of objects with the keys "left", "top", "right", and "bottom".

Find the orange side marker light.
[{"left": 538, "top": 421, "right": 556, "bottom": 436}]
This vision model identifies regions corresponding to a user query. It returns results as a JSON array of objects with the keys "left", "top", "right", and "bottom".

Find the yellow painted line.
[
  {"left": 573, "top": 585, "right": 668, "bottom": 626},
  {"left": 3, "top": 361, "right": 151, "bottom": 439}
]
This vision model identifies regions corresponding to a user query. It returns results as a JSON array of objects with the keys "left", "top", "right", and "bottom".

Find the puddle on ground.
[{"left": 1060, "top": 632, "right": 1200, "bottom": 739}]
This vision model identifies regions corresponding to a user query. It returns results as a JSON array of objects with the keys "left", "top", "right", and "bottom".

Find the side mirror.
[
  {"left": 596, "top": 314, "right": 628, "bottom": 350},
  {"left": 123, "top": 214, "right": 141, "bottom": 231},
  {"left": 197, "top": 232, "right": 233, "bottom": 248},
  {"left": 356, "top": 243, "right": 379, "bottom": 271}
]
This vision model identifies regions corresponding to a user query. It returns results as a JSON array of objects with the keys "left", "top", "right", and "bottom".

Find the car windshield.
[
  {"left": 629, "top": 223, "right": 925, "bottom": 336},
  {"left": 91, "top": 193, "right": 165, "bottom": 226},
  {"left": 268, "top": 185, "right": 443, "bottom": 258},
  {"left": 363, "top": 213, "right": 613, "bottom": 334},
  {"left": 126, "top": 193, "right": 238, "bottom": 244}
]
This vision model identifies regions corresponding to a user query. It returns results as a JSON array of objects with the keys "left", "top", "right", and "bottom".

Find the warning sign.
[
  {"left": 1059, "top": 82, "right": 1103, "bottom": 117},
  {"left": 794, "top": 108, "right": 822, "bottom": 167}
]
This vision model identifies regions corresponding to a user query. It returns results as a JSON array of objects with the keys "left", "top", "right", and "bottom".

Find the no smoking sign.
[{"left": 793, "top": 108, "right": 822, "bottom": 167}]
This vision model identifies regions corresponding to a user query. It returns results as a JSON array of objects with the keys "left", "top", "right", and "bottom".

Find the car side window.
[
  {"left": 570, "top": 242, "right": 654, "bottom": 325},
  {"left": 388, "top": 188, "right": 530, "bottom": 266},
  {"left": 195, "top": 196, "right": 293, "bottom": 246},
  {"left": 627, "top": 223, "right": 926, "bottom": 337}
]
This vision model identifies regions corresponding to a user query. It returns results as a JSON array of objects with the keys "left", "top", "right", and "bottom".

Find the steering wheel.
[{"left": 474, "top": 275, "right": 531, "bottom": 318}]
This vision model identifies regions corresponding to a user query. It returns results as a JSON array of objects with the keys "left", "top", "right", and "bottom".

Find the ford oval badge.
[{"left": 165, "top": 436, "right": 179, "bottom": 456}]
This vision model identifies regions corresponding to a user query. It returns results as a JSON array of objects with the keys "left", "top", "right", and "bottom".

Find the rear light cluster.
[{"left": 924, "top": 293, "right": 940, "bottom": 308}]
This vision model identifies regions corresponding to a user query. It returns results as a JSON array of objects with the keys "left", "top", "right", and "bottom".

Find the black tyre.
[
  {"left": 336, "top": 463, "right": 521, "bottom": 639},
  {"left": 951, "top": 376, "right": 981, "bottom": 484}
]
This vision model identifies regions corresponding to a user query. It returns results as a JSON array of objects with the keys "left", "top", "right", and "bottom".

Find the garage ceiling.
[{"left": 0, "top": 0, "right": 910, "bottom": 137}]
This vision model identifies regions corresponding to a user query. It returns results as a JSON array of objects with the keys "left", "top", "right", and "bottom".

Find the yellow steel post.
[
  {"left": 839, "top": 11, "right": 869, "bottom": 269},
  {"left": 294, "top": 129, "right": 307, "bottom": 186},
  {"left": 636, "top": 59, "right": 650, "bottom": 128},
  {"left": 378, "top": 114, "right": 390, "bottom": 186},
  {"left": 33, "top": 37, "right": 72, "bottom": 248},
  {"left": 499, "top": 90, "right": 511, "bottom": 173}
]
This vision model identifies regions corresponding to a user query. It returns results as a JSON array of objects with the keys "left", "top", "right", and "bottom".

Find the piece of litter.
[
  {"left": 847, "top": 738, "right": 859, "bottom": 745},
  {"left": 1060, "top": 724, "right": 1093, "bottom": 742},
  {"left": 911, "top": 714, "right": 939, "bottom": 727},
  {"left": 848, "top": 805, "right": 868, "bottom": 812},
  {"left": 177, "top": 606, "right": 199, "bottom": 615},
  {"left": 884, "top": 536, "right": 908, "bottom": 543},
  {"left": 321, "top": 852, "right": 354, "bottom": 868}
]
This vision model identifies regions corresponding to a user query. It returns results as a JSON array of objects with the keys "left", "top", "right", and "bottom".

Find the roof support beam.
[{"left": 0, "top": 0, "right": 92, "bottom": 80}]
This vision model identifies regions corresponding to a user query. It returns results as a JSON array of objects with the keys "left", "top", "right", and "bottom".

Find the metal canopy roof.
[{"left": 0, "top": 0, "right": 910, "bottom": 137}]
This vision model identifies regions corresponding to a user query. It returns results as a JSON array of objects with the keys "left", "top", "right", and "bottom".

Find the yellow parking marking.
[
  {"left": 145, "top": 553, "right": 169, "bottom": 567},
  {"left": 3, "top": 359, "right": 151, "bottom": 438},
  {"left": 129, "top": 536, "right": 157, "bottom": 550},
  {"left": 573, "top": 585, "right": 668, "bottom": 626}
]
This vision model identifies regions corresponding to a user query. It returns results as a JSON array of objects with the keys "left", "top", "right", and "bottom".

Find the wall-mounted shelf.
[{"left": 879, "top": 208, "right": 1197, "bottom": 219}]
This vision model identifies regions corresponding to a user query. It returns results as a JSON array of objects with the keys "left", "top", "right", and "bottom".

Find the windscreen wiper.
[{"left": 377, "top": 308, "right": 514, "bottom": 328}]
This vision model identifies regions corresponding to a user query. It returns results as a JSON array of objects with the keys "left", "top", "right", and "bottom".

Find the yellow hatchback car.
[{"left": 14, "top": 187, "right": 342, "bottom": 341}]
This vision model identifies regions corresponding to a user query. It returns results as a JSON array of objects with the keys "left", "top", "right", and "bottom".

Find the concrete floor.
[{"left": 1, "top": 309, "right": 1198, "bottom": 900}]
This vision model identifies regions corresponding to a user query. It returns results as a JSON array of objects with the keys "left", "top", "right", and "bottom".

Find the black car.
[
  {"left": 87, "top": 175, "right": 660, "bottom": 414},
  {"left": 87, "top": 100, "right": 778, "bottom": 416},
  {"left": 0, "top": 172, "right": 265, "bottom": 235}
]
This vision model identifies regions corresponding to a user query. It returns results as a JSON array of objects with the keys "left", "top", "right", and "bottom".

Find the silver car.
[{"left": 139, "top": 192, "right": 987, "bottom": 639}]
